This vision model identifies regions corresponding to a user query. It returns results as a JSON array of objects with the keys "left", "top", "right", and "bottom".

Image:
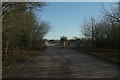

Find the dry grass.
[
  {"left": 2, "top": 48, "right": 43, "bottom": 70},
  {"left": 74, "top": 48, "right": 120, "bottom": 63}
]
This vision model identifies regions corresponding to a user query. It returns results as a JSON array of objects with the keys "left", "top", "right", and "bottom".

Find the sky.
[{"left": 35, "top": 2, "right": 114, "bottom": 40}]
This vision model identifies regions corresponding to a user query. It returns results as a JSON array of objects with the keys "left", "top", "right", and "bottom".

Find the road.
[{"left": 3, "top": 46, "right": 120, "bottom": 78}]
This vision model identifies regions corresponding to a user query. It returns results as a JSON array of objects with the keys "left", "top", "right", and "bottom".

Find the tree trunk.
[{"left": 5, "top": 41, "right": 8, "bottom": 55}]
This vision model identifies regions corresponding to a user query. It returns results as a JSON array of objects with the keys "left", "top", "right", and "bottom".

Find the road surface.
[{"left": 3, "top": 46, "right": 120, "bottom": 78}]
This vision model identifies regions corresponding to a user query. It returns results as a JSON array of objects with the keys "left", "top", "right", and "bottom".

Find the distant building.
[{"left": 48, "top": 40, "right": 59, "bottom": 46}]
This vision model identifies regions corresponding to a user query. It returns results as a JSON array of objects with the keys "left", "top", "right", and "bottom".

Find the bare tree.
[
  {"left": 2, "top": 2, "right": 50, "bottom": 59},
  {"left": 32, "top": 21, "right": 50, "bottom": 40},
  {"left": 81, "top": 2, "right": 120, "bottom": 49},
  {"left": 2, "top": 2, "right": 46, "bottom": 22}
]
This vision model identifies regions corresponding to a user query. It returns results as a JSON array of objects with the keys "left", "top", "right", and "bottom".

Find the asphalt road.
[{"left": 3, "top": 46, "right": 120, "bottom": 78}]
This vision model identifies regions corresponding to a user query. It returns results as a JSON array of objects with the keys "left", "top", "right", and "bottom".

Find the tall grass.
[
  {"left": 74, "top": 48, "right": 120, "bottom": 63},
  {"left": 2, "top": 48, "right": 41, "bottom": 70}
]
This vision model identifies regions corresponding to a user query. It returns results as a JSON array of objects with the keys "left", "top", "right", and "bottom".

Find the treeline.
[
  {"left": 2, "top": 2, "right": 50, "bottom": 68},
  {"left": 82, "top": 3, "right": 120, "bottom": 49}
]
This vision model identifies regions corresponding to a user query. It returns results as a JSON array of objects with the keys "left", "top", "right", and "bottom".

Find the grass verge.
[
  {"left": 2, "top": 48, "right": 44, "bottom": 70},
  {"left": 73, "top": 48, "right": 120, "bottom": 64}
]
